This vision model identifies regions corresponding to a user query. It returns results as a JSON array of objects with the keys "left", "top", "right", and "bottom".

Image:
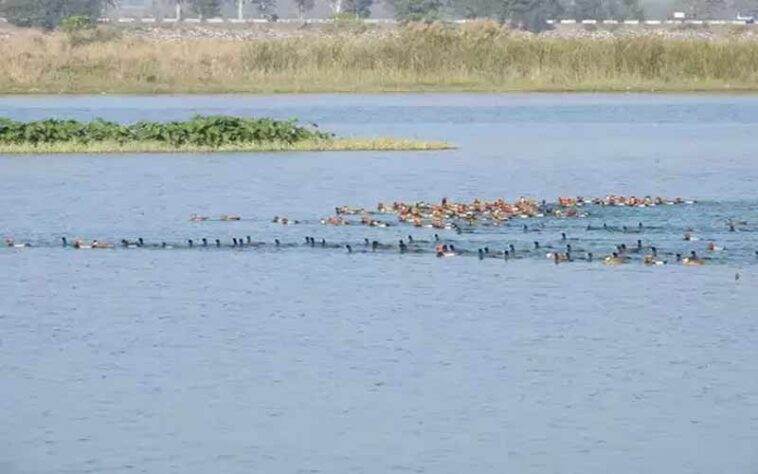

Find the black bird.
[
  {"left": 478, "top": 248, "right": 484, "bottom": 260},
  {"left": 321, "top": 238, "right": 326, "bottom": 248},
  {"left": 372, "top": 240, "right": 379, "bottom": 252},
  {"left": 561, "top": 232, "right": 567, "bottom": 241},
  {"left": 566, "top": 243, "right": 572, "bottom": 253},
  {"left": 434, "top": 234, "right": 440, "bottom": 242},
  {"left": 534, "top": 241, "right": 540, "bottom": 250},
  {"left": 188, "top": 239, "right": 194, "bottom": 248},
  {"left": 309, "top": 237, "right": 315, "bottom": 248},
  {"left": 202, "top": 238, "right": 208, "bottom": 247},
  {"left": 161, "top": 242, "right": 168, "bottom": 248},
  {"left": 503, "top": 250, "right": 510, "bottom": 260},
  {"left": 138, "top": 238, "right": 145, "bottom": 247},
  {"left": 275, "top": 239, "right": 281, "bottom": 247},
  {"left": 399, "top": 240, "right": 407, "bottom": 254},
  {"left": 232, "top": 238, "right": 238, "bottom": 247},
  {"left": 509, "top": 244, "right": 516, "bottom": 255},
  {"left": 246, "top": 236, "right": 252, "bottom": 245},
  {"left": 215, "top": 239, "right": 221, "bottom": 248},
  {"left": 587, "top": 252, "right": 593, "bottom": 262},
  {"left": 61, "top": 237, "right": 67, "bottom": 247},
  {"left": 408, "top": 235, "right": 414, "bottom": 243},
  {"left": 523, "top": 224, "right": 528, "bottom": 232},
  {"left": 346, "top": 244, "right": 353, "bottom": 253}
]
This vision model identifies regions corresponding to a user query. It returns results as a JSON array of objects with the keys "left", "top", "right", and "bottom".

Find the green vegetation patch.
[
  {"left": 0, "top": 116, "right": 452, "bottom": 153},
  {"left": 0, "top": 115, "right": 333, "bottom": 148}
]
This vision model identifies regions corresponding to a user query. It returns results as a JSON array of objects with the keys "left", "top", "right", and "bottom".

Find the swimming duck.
[
  {"left": 682, "top": 251, "right": 705, "bottom": 266},
  {"left": 4, "top": 238, "right": 30, "bottom": 248},
  {"left": 603, "top": 252, "right": 627, "bottom": 265},
  {"left": 190, "top": 214, "right": 209, "bottom": 222},
  {"left": 707, "top": 242, "right": 723, "bottom": 251},
  {"left": 436, "top": 244, "right": 456, "bottom": 257},
  {"left": 220, "top": 215, "right": 241, "bottom": 221},
  {"left": 73, "top": 240, "right": 91, "bottom": 249},
  {"left": 643, "top": 255, "right": 666, "bottom": 265}
]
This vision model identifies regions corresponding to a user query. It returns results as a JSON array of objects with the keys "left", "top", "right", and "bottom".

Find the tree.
[
  {"left": 350, "top": 0, "right": 373, "bottom": 17},
  {"left": 250, "top": 0, "right": 276, "bottom": 16},
  {"left": 449, "top": 0, "right": 502, "bottom": 18},
  {"left": 0, "top": 0, "right": 112, "bottom": 29},
  {"left": 502, "top": 0, "right": 562, "bottom": 32},
  {"left": 389, "top": 0, "right": 444, "bottom": 21},
  {"left": 294, "top": 0, "right": 315, "bottom": 19},
  {"left": 572, "top": 0, "right": 605, "bottom": 19},
  {"left": 189, "top": 0, "right": 222, "bottom": 17}
]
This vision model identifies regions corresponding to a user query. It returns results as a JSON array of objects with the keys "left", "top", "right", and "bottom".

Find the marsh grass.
[
  {"left": 0, "top": 138, "right": 454, "bottom": 154},
  {"left": 2, "top": 22, "right": 758, "bottom": 93}
]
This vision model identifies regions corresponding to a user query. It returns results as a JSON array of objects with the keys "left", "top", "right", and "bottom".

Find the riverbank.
[
  {"left": 3, "top": 22, "right": 758, "bottom": 93},
  {"left": 0, "top": 138, "right": 453, "bottom": 154}
]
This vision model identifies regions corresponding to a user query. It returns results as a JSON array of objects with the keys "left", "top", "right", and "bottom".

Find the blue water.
[{"left": 1, "top": 94, "right": 757, "bottom": 474}]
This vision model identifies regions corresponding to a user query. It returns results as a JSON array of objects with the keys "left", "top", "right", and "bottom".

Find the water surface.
[{"left": 1, "top": 94, "right": 757, "bottom": 474}]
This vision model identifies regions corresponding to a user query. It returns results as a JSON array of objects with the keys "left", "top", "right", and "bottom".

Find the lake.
[{"left": 1, "top": 94, "right": 757, "bottom": 474}]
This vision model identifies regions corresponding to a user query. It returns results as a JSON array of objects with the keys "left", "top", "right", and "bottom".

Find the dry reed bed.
[{"left": 3, "top": 23, "right": 758, "bottom": 93}]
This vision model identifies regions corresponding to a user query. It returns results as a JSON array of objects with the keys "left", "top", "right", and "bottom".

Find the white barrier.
[{"left": 0, "top": 16, "right": 754, "bottom": 27}]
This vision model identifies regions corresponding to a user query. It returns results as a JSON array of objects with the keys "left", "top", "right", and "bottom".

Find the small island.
[{"left": 0, "top": 116, "right": 452, "bottom": 154}]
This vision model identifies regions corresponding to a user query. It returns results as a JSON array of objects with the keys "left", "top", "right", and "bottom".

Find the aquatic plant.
[{"left": 0, "top": 115, "right": 334, "bottom": 147}]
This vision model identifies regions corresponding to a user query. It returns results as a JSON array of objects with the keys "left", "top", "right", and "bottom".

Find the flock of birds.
[{"left": 2, "top": 195, "right": 756, "bottom": 269}]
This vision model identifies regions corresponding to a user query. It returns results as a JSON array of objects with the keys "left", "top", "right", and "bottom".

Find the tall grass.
[{"left": 2, "top": 22, "right": 758, "bottom": 93}]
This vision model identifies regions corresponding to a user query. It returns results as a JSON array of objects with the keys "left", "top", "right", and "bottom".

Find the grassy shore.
[
  {"left": 0, "top": 138, "right": 453, "bottom": 154},
  {"left": 2, "top": 22, "right": 758, "bottom": 93}
]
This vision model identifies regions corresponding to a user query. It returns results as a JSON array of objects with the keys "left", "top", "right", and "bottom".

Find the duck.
[
  {"left": 707, "top": 242, "right": 723, "bottom": 251},
  {"left": 91, "top": 240, "right": 113, "bottom": 249},
  {"left": 121, "top": 239, "right": 138, "bottom": 249},
  {"left": 73, "top": 240, "right": 92, "bottom": 249},
  {"left": 683, "top": 231, "right": 699, "bottom": 241},
  {"left": 682, "top": 251, "right": 705, "bottom": 266},
  {"left": 61, "top": 237, "right": 68, "bottom": 247},
  {"left": 435, "top": 244, "right": 456, "bottom": 257},
  {"left": 4, "top": 238, "right": 30, "bottom": 248},
  {"left": 190, "top": 214, "right": 209, "bottom": 222},
  {"left": 643, "top": 255, "right": 666, "bottom": 265},
  {"left": 220, "top": 215, "right": 241, "bottom": 221},
  {"left": 603, "top": 252, "right": 628, "bottom": 265}
]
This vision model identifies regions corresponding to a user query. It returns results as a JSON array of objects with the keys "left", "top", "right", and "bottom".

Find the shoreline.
[{"left": 0, "top": 138, "right": 454, "bottom": 154}]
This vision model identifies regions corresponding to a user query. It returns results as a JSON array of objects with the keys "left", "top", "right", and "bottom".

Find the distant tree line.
[{"left": 3, "top": 0, "right": 754, "bottom": 32}]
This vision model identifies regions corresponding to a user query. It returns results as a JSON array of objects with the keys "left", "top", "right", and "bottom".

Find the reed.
[
  {"left": 2, "top": 23, "right": 758, "bottom": 93},
  {"left": 0, "top": 138, "right": 454, "bottom": 154}
]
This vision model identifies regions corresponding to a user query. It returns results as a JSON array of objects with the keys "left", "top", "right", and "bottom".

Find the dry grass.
[
  {"left": 0, "top": 138, "right": 454, "bottom": 154},
  {"left": 3, "top": 22, "right": 758, "bottom": 93}
]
